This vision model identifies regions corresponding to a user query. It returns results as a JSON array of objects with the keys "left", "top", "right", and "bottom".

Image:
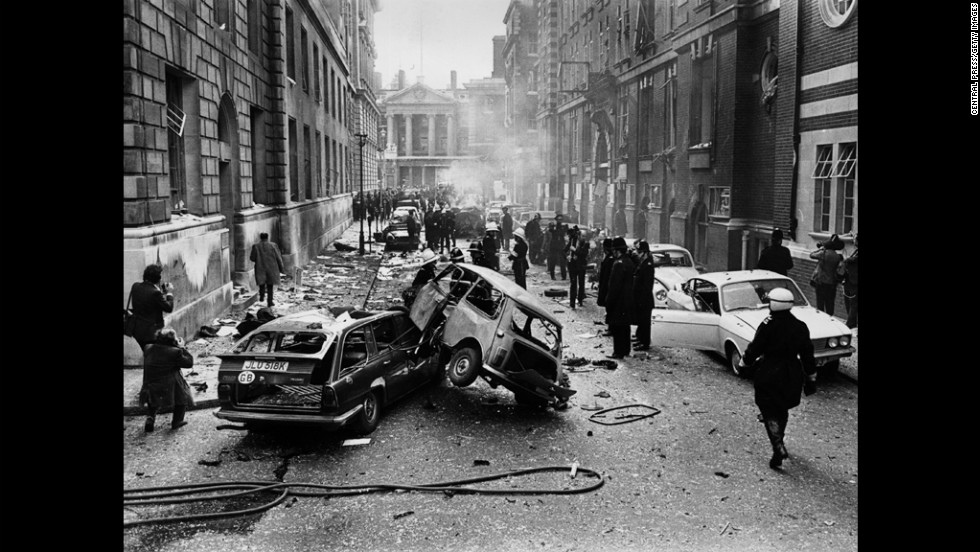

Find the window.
[
  {"left": 709, "top": 187, "right": 730, "bottom": 217},
  {"left": 662, "top": 63, "right": 677, "bottom": 149},
  {"left": 582, "top": 111, "right": 591, "bottom": 161},
  {"left": 371, "top": 318, "right": 396, "bottom": 349},
  {"left": 322, "top": 57, "right": 329, "bottom": 107},
  {"left": 618, "top": 89, "right": 629, "bottom": 147},
  {"left": 303, "top": 125, "right": 312, "bottom": 199},
  {"left": 818, "top": 0, "right": 858, "bottom": 28},
  {"left": 247, "top": 0, "right": 260, "bottom": 55},
  {"left": 315, "top": 131, "right": 322, "bottom": 197},
  {"left": 300, "top": 28, "right": 309, "bottom": 92},
  {"left": 288, "top": 118, "right": 298, "bottom": 201},
  {"left": 313, "top": 44, "right": 320, "bottom": 101},
  {"left": 166, "top": 74, "right": 188, "bottom": 212},
  {"left": 465, "top": 281, "right": 504, "bottom": 318},
  {"left": 571, "top": 113, "right": 579, "bottom": 162},
  {"left": 331, "top": 70, "right": 337, "bottom": 118},
  {"left": 285, "top": 7, "right": 295, "bottom": 81},
  {"left": 811, "top": 143, "right": 857, "bottom": 234},
  {"left": 340, "top": 327, "right": 373, "bottom": 371},
  {"left": 689, "top": 38, "right": 716, "bottom": 148},
  {"left": 638, "top": 74, "right": 655, "bottom": 155},
  {"left": 324, "top": 134, "right": 331, "bottom": 195},
  {"left": 215, "top": 0, "right": 234, "bottom": 34}
]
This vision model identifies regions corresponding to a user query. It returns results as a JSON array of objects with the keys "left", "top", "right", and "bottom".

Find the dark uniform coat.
[
  {"left": 140, "top": 343, "right": 195, "bottom": 409},
  {"left": 129, "top": 281, "right": 174, "bottom": 348},
  {"left": 613, "top": 210, "right": 628, "bottom": 238},
  {"left": 250, "top": 240, "right": 285, "bottom": 286},
  {"left": 501, "top": 213, "right": 513, "bottom": 238},
  {"left": 632, "top": 253, "right": 655, "bottom": 319},
  {"left": 509, "top": 239, "right": 529, "bottom": 288},
  {"left": 742, "top": 310, "right": 817, "bottom": 414},
  {"left": 596, "top": 253, "right": 614, "bottom": 307},
  {"left": 757, "top": 244, "right": 794, "bottom": 276},
  {"left": 604, "top": 254, "right": 635, "bottom": 323}
]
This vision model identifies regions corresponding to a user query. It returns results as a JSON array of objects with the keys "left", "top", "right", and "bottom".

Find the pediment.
[{"left": 383, "top": 83, "right": 456, "bottom": 106}]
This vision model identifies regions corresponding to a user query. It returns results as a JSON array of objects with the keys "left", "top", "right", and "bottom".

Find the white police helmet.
[{"left": 768, "top": 287, "right": 795, "bottom": 312}]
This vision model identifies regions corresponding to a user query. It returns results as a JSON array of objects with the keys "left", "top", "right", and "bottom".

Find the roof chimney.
[
  {"left": 492, "top": 36, "right": 505, "bottom": 78},
  {"left": 398, "top": 69, "right": 406, "bottom": 90},
  {"left": 451, "top": 70, "right": 457, "bottom": 90}
]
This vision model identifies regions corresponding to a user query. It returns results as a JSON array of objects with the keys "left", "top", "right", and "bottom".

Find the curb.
[{"left": 123, "top": 398, "right": 221, "bottom": 417}]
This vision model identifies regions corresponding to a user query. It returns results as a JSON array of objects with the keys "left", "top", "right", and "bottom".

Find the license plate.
[{"left": 243, "top": 360, "right": 290, "bottom": 372}]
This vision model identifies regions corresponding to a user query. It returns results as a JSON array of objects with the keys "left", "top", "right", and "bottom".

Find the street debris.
[
  {"left": 714, "top": 471, "right": 730, "bottom": 479},
  {"left": 570, "top": 462, "right": 579, "bottom": 478},
  {"left": 342, "top": 438, "right": 372, "bottom": 447},
  {"left": 594, "top": 391, "right": 611, "bottom": 398},
  {"left": 473, "top": 459, "right": 491, "bottom": 466},
  {"left": 580, "top": 404, "right": 604, "bottom": 411},
  {"left": 197, "top": 459, "right": 222, "bottom": 467},
  {"left": 562, "top": 356, "right": 588, "bottom": 367},
  {"left": 334, "top": 242, "right": 358, "bottom": 251},
  {"left": 393, "top": 510, "right": 415, "bottom": 520},
  {"left": 591, "top": 359, "right": 618, "bottom": 370}
]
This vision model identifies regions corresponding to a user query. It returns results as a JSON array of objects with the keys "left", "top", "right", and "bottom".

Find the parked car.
[
  {"left": 409, "top": 263, "right": 576, "bottom": 408},
  {"left": 651, "top": 270, "right": 854, "bottom": 377},
  {"left": 213, "top": 309, "right": 441, "bottom": 433},
  {"left": 375, "top": 207, "right": 421, "bottom": 250},
  {"left": 486, "top": 207, "right": 503, "bottom": 225},
  {"left": 648, "top": 244, "right": 703, "bottom": 307},
  {"left": 516, "top": 210, "right": 558, "bottom": 226},
  {"left": 454, "top": 207, "right": 486, "bottom": 238}
]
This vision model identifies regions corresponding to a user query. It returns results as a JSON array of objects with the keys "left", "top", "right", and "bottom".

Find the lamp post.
[{"left": 356, "top": 133, "right": 368, "bottom": 255}]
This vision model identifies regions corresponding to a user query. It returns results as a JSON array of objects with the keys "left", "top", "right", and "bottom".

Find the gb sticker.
[{"left": 238, "top": 371, "right": 256, "bottom": 385}]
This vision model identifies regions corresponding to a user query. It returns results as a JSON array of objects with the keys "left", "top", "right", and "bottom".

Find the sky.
[{"left": 374, "top": 0, "right": 511, "bottom": 90}]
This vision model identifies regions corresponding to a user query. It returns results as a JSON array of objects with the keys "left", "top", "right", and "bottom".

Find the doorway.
[{"left": 218, "top": 93, "right": 242, "bottom": 281}]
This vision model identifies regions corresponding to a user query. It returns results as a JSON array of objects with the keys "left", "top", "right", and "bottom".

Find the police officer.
[
  {"left": 604, "top": 237, "right": 635, "bottom": 359},
  {"left": 596, "top": 238, "right": 615, "bottom": 337},
  {"left": 632, "top": 240, "right": 655, "bottom": 351},
  {"left": 565, "top": 226, "right": 589, "bottom": 308},
  {"left": 546, "top": 220, "right": 567, "bottom": 280},
  {"left": 508, "top": 227, "right": 529, "bottom": 289},
  {"left": 738, "top": 287, "right": 818, "bottom": 470},
  {"left": 525, "top": 213, "right": 543, "bottom": 264}
]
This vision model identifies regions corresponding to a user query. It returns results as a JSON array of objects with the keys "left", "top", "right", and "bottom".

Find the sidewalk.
[{"left": 125, "top": 226, "right": 857, "bottom": 416}]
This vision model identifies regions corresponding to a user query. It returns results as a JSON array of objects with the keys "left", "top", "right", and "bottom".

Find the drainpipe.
[
  {"left": 787, "top": 0, "right": 803, "bottom": 242},
  {"left": 741, "top": 229, "right": 750, "bottom": 269}
]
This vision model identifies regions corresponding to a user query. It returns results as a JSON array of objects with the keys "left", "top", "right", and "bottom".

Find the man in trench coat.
[
  {"left": 604, "top": 237, "right": 635, "bottom": 359},
  {"left": 250, "top": 232, "right": 285, "bottom": 307}
]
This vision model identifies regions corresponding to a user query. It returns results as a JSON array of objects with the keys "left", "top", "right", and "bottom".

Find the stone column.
[
  {"left": 387, "top": 114, "right": 395, "bottom": 153},
  {"left": 405, "top": 114, "right": 413, "bottom": 156},
  {"left": 447, "top": 114, "right": 456, "bottom": 156},
  {"left": 427, "top": 114, "right": 436, "bottom": 156}
]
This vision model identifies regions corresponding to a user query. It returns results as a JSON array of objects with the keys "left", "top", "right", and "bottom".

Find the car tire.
[
  {"left": 728, "top": 345, "right": 752, "bottom": 378},
  {"left": 352, "top": 390, "right": 382, "bottom": 435},
  {"left": 447, "top": 347, "right": 481, "bottom": 387},
  {"left": 544, "top": 288, "right": 568, "bottom": 298}
]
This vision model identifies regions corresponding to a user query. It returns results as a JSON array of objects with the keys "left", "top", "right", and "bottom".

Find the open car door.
[{"left": 650, "top": 280, "right": 721, "bottom": 351}]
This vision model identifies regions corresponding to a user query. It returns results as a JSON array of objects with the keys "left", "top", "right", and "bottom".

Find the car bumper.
[
  {"left": 213, "top": 404, "right": 362, "bottom": 428},
  {"left": 814, "top": 346, "right": 855, "bottom": 366},
  {"left": 481, "top": 364, "right": 574, "bottom": 403}
]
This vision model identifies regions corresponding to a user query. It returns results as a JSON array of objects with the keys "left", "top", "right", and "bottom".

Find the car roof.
[
  {"left": 455, "top": 264, "right": 563, "bottom": 328},
  {"left": 690, "top": 270, "right": 792, "bottom": 286},
  {"left": 649, "top": 244, "right": 692, "bottom": 254},
  {"left": 257, "top": 309, "right": 391, "bottom": 333}
]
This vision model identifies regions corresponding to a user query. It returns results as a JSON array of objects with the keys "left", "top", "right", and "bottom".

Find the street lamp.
[{"left": 356, "top": 133, "right": 368, "bottom": 255}]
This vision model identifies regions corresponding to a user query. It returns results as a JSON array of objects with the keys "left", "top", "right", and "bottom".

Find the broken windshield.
[{"left": 232, "top": 331, "right": 335, "bottom": 355}]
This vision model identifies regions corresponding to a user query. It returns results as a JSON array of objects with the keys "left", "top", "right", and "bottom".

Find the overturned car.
[{"left": 409, "top": 263, "right": 575, "bottom": 408}]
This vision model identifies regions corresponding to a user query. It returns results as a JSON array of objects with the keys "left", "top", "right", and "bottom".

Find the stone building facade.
[
  {"left": 523, "top": 0, "right": 856, "bottom": 301},
  {"left": 123, "top": 0, "right": 371, "bottom": 341},
  {"left": 502, "top": 0, "right": 540, "bottom": 206}
]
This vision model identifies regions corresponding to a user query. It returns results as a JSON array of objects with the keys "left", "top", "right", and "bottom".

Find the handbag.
[{"left": 123, "top": 285, "right": 136, "bottom": 336}]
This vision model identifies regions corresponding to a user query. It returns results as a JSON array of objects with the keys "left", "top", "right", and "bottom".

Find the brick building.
[
  {"left": 522, "top": 0, "right": 856, "bottom": 303},
  {"left": 123, "top": 0, "right": 372, "bottom": 341},
  {"left": 502, "top": 0, "right": 541, "bottom": 206}
]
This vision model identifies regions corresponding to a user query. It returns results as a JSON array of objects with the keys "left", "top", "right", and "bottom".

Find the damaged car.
[
  {"left": 409, "top": 263, "right": 576, "bottom": 408},
  {"left": 652, "top": 270, "right": 854, "bottom": 378},
  {"left": 213, "top": 309, "right": 441, "bottom": 433}
]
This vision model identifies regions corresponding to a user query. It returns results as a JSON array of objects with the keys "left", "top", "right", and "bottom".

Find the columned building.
[
  {"left": 382, "top": 80, "right": 462, "bottom": 189},
  {"left": 123, "top": 0, "right": 364, "bottom": 342}
]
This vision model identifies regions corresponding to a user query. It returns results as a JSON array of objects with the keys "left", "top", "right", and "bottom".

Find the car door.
[
  {"left": 650, "top": 278, "right": 721, "bottom": 351},
  {"left": 370, "top": 315, "right": 415, "bottom": 402},
  {"left": 333, "top": 325, "right": 377, "bottom": 412}
]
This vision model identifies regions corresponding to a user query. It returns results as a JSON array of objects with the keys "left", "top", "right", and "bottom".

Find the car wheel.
[
  {"left": 447, "top": 347, "right": 481, "bottom": 387},
  {"left": 818, "top": 360, "right": 840, "bottom": 380},
  {"left": 352, "top": 390, "right": 382, "bottom": 435},
  {"left": 728, "top": 345, "right": 751, "bottom": 378}
]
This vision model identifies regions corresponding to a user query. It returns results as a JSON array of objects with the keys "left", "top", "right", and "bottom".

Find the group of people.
[
  {"left": 353, "top": 189, "right": 397, "bottom": 229},
  {"left": 757, "top": 228, "right": 858, "bottom": 329},
  {"left": 422, "top": 203, "right": 457, "bottom": 253}
]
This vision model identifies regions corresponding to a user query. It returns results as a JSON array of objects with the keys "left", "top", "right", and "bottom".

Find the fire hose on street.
[{"left": 123, "top": 465, "right": 605, "bottom": 528}]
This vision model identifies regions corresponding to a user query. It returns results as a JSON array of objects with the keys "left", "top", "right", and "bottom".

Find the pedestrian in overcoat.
[
  {"left": 501, "top": 207, "right": 514, "bottom": 251},
  {"left": 841, "top": 233, "right": 858, "bottom": 329},
  {"left": 632, "top": 240, "right": 655, "bottom": 351},
  {"left": 546, "top": 221, "right": 567, "bottom": 280},
  {"left": 482, "top": 230, "right": 500, "bottom": 271},
  {"left": 738, "top": 287, "right": 818, "bottom": 470},
  {"left": 604, "top": 237, "right": 635, "bottom": 359},
  {"left": 525, "top": 213, "right": 543, "bottom": 264},
  {"left": 250, "top": 232, "right": 285, "bottom": 307},
  {"left": 509, "top": 228, "right": 529, "bottom": 289},
  {"left": 129, "top": 263, "right": 175, "bottom": 351},
  {"left": 809, "top": 234, "right": 845, "bottom": 316},
  {"left": 564, "top": 226, "right": 590, "bottom": 308},
  {"left": 757, "top": 228, "right": 794, "bottom": 276},
  {"left": 140, "top": 327, "right": 195, "bottom": 433},
  {"left": 613, "top": 205, "right": 628, "bottom": 238}
]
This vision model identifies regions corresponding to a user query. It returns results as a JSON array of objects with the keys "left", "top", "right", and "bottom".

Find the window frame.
[{"left": 285, "top": 6, "right": 295, "bottom": 81}]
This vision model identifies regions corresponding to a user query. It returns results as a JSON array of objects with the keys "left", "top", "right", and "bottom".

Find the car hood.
[{"left": 730, "top": 307, "right": 850, "bottom": 339}]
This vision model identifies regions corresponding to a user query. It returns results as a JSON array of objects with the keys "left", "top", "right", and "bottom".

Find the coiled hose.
[{"left": 124, "top": 464, "right": 604, "bottom": 528}]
